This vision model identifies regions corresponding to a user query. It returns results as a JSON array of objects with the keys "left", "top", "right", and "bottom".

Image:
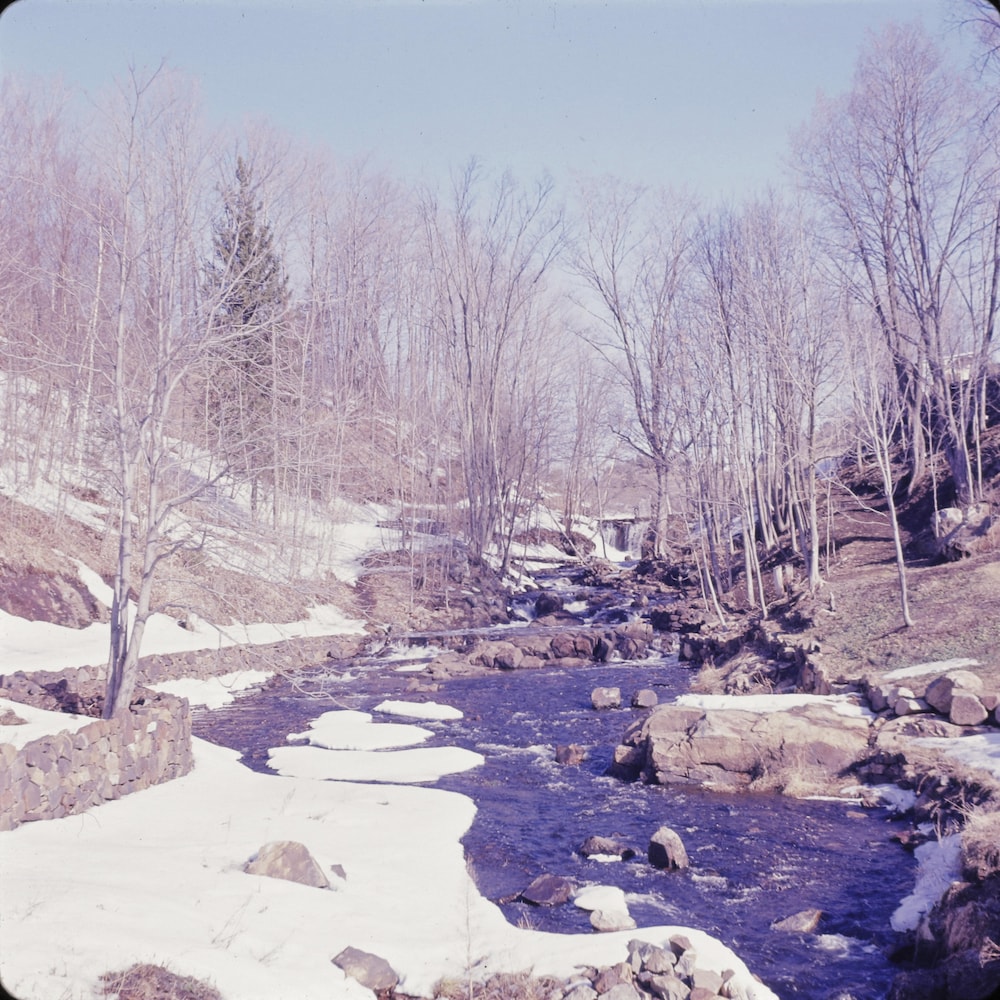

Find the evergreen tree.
[{"left": 203, "top": 156, "right": 289, "bottom": 517}]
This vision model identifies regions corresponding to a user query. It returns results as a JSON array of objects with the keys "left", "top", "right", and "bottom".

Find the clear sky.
[{"left": 0, "top": 0, "right": 976, "bottom": 201}]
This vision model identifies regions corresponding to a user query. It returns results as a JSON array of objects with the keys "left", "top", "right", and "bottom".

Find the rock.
[
  {"left": 595, "top": 966, "right": 633, "bottom": 992},
  {"left": 579, "top": 835, "right": 636, "bottom": 860},
  {"left": 950, "top": 691, "right": 989, "bottom": 727},
  {"left": 691, "top": 968, "right": 725, "bottom": 994},
  {"left": 520, "top": 873, "right": 574, "bottom": 906},
  {"left": 592, "top": 687, "right": 622, "bottom": 710},
  {"left": 648, "top": 826, "right": 689, "bottom": 870},
  {"left": 934, "top": 502, "right": 997, "bottom": 561},
  {"left": 332, "top": 946, "right": 398, "bottom": 993},
  {"left": 893, "top": 695, "right": 928, "bottom": 717},
  {"left": 475, "top": 640, "right": 524, "bottom": 671},
  {"left": 642, "top": 975, "right": 690, "bottom": 1000},
  {"left": 591, "top": 909, "right": 637, "bottom": 932},
  {"left": 632, "top": 689, "right": 659, "bottom": 709},
  {"left": 535, "top": 592, "right": 564, "bottom": 617},
  {"left": 564, "top": 986, "right": 599, "bottom": 1000},
  {"left": 557, "top": 744, "right": 588, "bottom": 765},
  {"left": 771, "top": 908, "right": 823, "bottom": 933},
  {"left": 602, "top": 984, "right": 642, "bottom": 1000},
  {"left": 244, "top": 841, "right": 330, "bottom": 889},
  {"left": 641, "top": 945, "right": 677, "bottom": 974},
  {"left": 635, "top": 702, "right": 871, "bottom": 796},
  {"left": 926, "top": 671, "right": 984, "bottom": 714}
]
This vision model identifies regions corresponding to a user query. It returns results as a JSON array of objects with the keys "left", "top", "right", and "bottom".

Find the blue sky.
[{"left": 0, "top": 0, "right": 974, "bottom": 200}]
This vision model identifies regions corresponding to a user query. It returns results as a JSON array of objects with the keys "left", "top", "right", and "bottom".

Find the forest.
[{"left": 2, "top": 21, "right": 1000, "bottom": 716}]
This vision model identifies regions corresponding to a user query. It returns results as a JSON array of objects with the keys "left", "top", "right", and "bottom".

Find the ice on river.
[
  {"left": 374, "top": 698, "right": 464, "bottom": 720},
  {"left": 287, "top": 709, "right": 433, "bottom": 750},
  {"left": 268, "top": 742, "right": 485, "bottom": 783}
]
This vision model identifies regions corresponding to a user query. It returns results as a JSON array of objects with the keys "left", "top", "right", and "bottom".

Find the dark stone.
[
  {"left": 579, "top": 835, "right": 636, "bottom": 860},
  {"left": 520, "top": 873, "right": 574, "bottom": 906},
  {"left": 649, "top": 826, "right": 689, "bottom": 870}
]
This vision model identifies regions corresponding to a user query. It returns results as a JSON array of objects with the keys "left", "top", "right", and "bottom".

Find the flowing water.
[{"left": 195, "top": 574, "right": 916, "bottom": 1000}]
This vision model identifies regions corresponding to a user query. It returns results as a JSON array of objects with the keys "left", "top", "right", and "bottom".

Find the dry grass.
[
  {"left": 99, "top": 963, "right": 224, "bottom": 1000},
  {"left": 785, "top": 491, "right": 1000, "bottom": 691},
  {"left": 433, "top": 972, "right": 562, "bottom": 1000},
  {"left": 961, "top": 807, "right": 1000, "bottom": 881}
]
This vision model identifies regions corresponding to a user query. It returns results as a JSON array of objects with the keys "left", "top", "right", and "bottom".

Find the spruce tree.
[{"left": 204, "top": 156, "right": 289, "bottom": 517}]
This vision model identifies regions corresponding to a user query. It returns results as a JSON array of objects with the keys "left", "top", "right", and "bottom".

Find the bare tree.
[
  {"left": 794, "top": 22, "right": 1000, "bottom": 511},
  {"left": 88, "top": 66, "right": 237, "bottom": 717},
  {"left": 420, "top": 162, "right": 563, "bottom": 573},
  {"left": 843, "top": 301, "right": 915, "bottom": 627},
  {"left": 573, "top": 179, "right": 697, "bottom": 559}
]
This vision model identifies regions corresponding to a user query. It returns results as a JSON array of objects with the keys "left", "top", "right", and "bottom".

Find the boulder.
[
  {"left": 592, "top": 687, "right": 622, "bottom": 710},
  {"left": 520, "top": 873, "right": 574, "bottom": 906},
  {"left": 244, "top": 841, "right": 329, "bottom": 889},
  {"left": 332, "top": 946, "right": 398, "bottom": 993},
  {"left": 591, "top": 909, "right": 637, "bottom": 933},
  {"left": 630, "top": 702, "right": 871, "bottom": 796},
  {"left": 474, "top": 640, "right": 524, "bottom": 671},
  {"left": 579, "top": 835, "right": 636, "bottom": 860},
  {"left": 950, "top": 692, "right": 989, "bottom": 727},
  {"left": 648, "top": 825, "right": 689, "bottom": 870},
  {"left": 535, "top": 592, "right": 564, "bottom": 616},
  {"left": 771, "top": 908, "right": 823, "bottom": 933},
  {"left": 934, "top": 502, "right": 997, "bottom": 561},
  {"left": 925, "top": 671, "right": 984, "bottom": 714},
  {"left": 632, "top": 689, "right": 659, "bottom": 709}
]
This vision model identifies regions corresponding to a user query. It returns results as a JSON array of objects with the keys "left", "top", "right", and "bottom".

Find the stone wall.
[{"left": 0, "top": 691, "right": 193, "bottom": 832}]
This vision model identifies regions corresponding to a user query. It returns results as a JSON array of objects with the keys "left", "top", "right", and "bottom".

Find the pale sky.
[{"left": 0, "top": 0, "right": 976, "bottom": 201}]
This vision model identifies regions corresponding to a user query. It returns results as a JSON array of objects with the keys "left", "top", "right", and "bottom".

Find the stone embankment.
[
  {"left": 422, "top": 622, "right": 657, "bottom": 680},
  {"left": 0, "top": 633, "right": 366, "bottom": 832},
  {"left": 0, "top": 690, "right": 192, "bottom": 832}
]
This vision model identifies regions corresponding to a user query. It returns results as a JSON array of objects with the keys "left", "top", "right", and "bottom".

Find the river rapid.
[{"left": 195, "top": 571, "right": 917, "bottom": 1000}]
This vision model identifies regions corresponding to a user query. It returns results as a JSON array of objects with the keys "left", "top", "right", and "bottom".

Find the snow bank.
[
  {"left": 287, "top": 710, "right": 433, "bottom": 750},
  {"left": 0, "top": 737, "right": 778, "bottom": 1000},
  {"left": 150, "top": 670, "right": 272, "bottom": 709},
  {"left": 267, "top": 743, "right": 484, "bottom": 783},
  {"left": 675, "top": 692, "right": 872, "bottom": 718},
  {"left": 374, "top": 699, "right": 464, "bottom": 721},
  {"left": 891, "top": 834, "right": 962, "bottom": 932}
]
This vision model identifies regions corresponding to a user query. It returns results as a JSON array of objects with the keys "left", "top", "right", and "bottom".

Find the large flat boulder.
[{"left": 620, "top": 702, "right": 871, "bottom": 796}]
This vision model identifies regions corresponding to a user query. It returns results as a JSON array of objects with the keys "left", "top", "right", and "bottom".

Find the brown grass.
[
  {"left": 433, "top": 972, "right": 562, "bottom": 1000},
  {"left": 99, "top": 963, "right": 224, "bottom": 1000},
  {"left": 961, "top": 807, "right": 1000, "bottom": 881}
]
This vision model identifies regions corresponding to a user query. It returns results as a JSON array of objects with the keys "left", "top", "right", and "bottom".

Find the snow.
[
  {"left": 884, "top": 658, "right": 981, "bottom": 681},
  {"left": 890, "top": 834, "right": 963, "bottom": 932},
  {"left": 150, "top": 670, "right": 272, "bottom": 709},
  {"left": 574, "top": 884, "right": 630, "bottom": 914},
  {"left": 0, "top": 697, "right": 91, "bottom": 750},
  {"left": 287, "top": 710, "right": 433, "bottom": 750},
  {"left": 675, "top": 692, "right": 873, "bottom": 718},
  {"left": 914, "top": 731, "right": 1000, "bottom": 782},
  {"left": 267, "top": 743, "right": 484, "bottom": 783},
  {"left": 374, "top": 698, "right": 464, "bottom": 721}
]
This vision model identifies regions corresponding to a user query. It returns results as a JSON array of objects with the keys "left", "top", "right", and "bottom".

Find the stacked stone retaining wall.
[
  {"left": 0, "top": 633, "right": 366, "bottom": 832},
  {"left": 0, "top": 691, "right": 193, "bottom": 832}
]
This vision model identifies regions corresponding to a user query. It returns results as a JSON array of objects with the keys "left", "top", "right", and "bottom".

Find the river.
[{"left": 195, "top": 572, "right": 916, "bottom": 1000}]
